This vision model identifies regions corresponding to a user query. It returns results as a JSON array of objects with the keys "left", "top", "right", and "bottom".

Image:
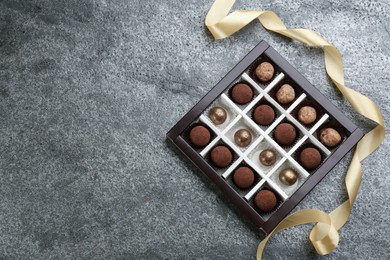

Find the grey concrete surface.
[{"left": 0, "top": 0, "right": 389, "bottom": 259}]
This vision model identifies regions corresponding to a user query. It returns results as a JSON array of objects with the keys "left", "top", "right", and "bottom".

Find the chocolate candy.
[
  {"left": 276, "top": 84, "right": 295, "bottom": 104},
  {"left": 231, "top": 83, "right": 253, "bottom": 104},
  {"left": 254, "top": 190, "right": 277, "bottom": 212},
  {"left": 279, "top": 168, "right": 298, "bottom": 186},
  {"left": 209, "top": 107, "right": 227, "bottom": 125},
  {"left": 259, "top": 149, "right": 276, "bottom": 166},
  {"left": 210, "top": 145, "right": 233, "bottom": 168},
  {"left": 234, "top": 129, "right": 252, "bottom": 147},
  {"left": 233, "top": 166, "right": 255, "bottom": 189},
  {"left": 300, "top": 147, "right": 321, "bottom": 169},
  {"left": 255, "top": 62, "right": 275, "bottom": 82},
  {"left": 274, "top": 123, "right": 297, "bottom": 146},
  {"left": 189, "top": 125, "right": 211, "bottom": 147},
  {"left": 253, "top": 104, "right": 275, "bottom": 126},
  {"left": 320, "top": 128, "right": 342, "bottom": 147},
  {"left": 298, "top": 106, "right": 317, "bottom": 125}
]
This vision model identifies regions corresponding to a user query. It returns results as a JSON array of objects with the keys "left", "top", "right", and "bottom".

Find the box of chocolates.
[{"left": 166, "top": 41, "right": 364, "bottom": 235}]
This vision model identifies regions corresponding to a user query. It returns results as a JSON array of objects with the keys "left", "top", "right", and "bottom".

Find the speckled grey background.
[{"left": 0, "top": 0, "right": 389, "bottom": 259}]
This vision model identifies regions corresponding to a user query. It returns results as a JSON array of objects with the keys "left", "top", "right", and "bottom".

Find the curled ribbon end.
[{"left": 310, "top": 222, "right": 340, "bottom": 256}]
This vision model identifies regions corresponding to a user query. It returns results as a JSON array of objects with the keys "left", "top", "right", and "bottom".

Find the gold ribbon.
[{"left": 205, "top": 0, "right": 385, "bottom": 258}]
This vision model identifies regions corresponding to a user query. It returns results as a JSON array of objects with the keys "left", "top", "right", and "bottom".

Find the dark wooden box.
[{"left": 166, "top": 41, "right": 363, "bottom": 235}]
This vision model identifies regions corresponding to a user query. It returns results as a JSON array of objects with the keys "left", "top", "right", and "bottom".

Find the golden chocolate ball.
[
  {"left": 279, "top": 168, "right": 298, "bottom": 186},
  {"left": 234, "top": 129, "right": 252, "bottom": 147},
  {"left": 259, "top": 149, "right": 276, "bottom": 166},
  {"left": 209, "top": 107, "right": 227, "bottom": 125}
]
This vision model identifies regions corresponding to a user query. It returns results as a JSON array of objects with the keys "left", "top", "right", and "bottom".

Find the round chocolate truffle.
[
  {"left": 274, "top": 123, "right": 297, "bottom": 146},
  {"left": 320, "top": 128, "right": 342, "bottom": 147},
  {"left": 189, "top": 125, "right": 211, "bottom": 147},
  {"left": 253, "top": 104, "right": 275, "bottom": 126},
  {"left": 210, "top": 145, "right": 233, "bottom": 168},
  {"left": 231, "top": 83, "right": 253, "bottom": 105},
  {"left": 233, "top": 166, "right": 255, "bottom": 189},
  {"left": 298, "top": 106, "right": 317, "bottom": 125},
  {"left": 209, "top": 107, "right": 227, "bottom": 125},
  {"left": 279, "top": 168, "right": 298, "bottom": 186},
  {"left": 300, "top": 147, "right": 322, "bottom": 170},
  {"left": 255, "top": 62, "right": 275, "bottom": 82},
  {"left": 259, "top": 149, "right": 277, "bottom": 166},
  {"left": 254, "top": 190, "right": 277, "bottom": 212},
  {"left": 276, "top": 84, "right": 295, "bottom": 104},
  {"left": 234, "top": 129, "right": 252, "bottom": 147}
]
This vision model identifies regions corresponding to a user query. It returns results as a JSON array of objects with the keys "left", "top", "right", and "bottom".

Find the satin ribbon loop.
[
  {"left": 205, "top": 1, "right": 385, "bottom": 259},
  {"left": 309, "top": 222, "right": 339, "bottom": 255}
]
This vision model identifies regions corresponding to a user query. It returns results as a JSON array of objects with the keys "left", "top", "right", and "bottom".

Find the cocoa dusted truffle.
[
  {"left": 231, "top": 83, "right": 253, "bottom": 105},
  {"left": 253, "top": 104, "right": 275, "bottom": 126},
  {"left": 255, "top": 62, "right": 275, "bottom": 82},
  {"left": 233, "top": 166, "right": 255, "bottom": 189},
  {"left": 274, "top": 123, "right": 297, "bottom": 146},
  {"left": 276, "top": 84, "right": 295, "bottom": 104},
  {"left": 210, "top": 145, "right": 233, "bottom": 168},
  {"left": 320, "top": 128, "right": 342, "bottom": 147},
  {"left": 298, "top": 106, "right": 317, "bottom": 125},
  {"left": 254, "top": 190, "right": 277, "bottom": 212},
  {"left": 189, "top": 125, "right": 211, "bottom": 147},
  {"left": 300, "top": 147, "right": 321, "bottom": 169}
]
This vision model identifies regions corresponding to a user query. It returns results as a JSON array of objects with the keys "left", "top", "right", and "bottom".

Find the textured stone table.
[{"left": 0, "top": 0, "right": 389, "bottom": 259}]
